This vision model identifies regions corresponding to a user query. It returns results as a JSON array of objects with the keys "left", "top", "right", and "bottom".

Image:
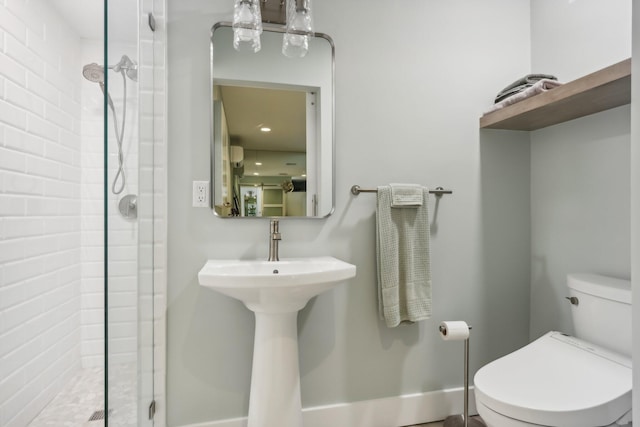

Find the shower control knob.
[
  {"left": 118, "top": 194, "right": 138, "bottom": 219},
  {"left": 565, "top": 296, "right": 579, "bottom": 306}
]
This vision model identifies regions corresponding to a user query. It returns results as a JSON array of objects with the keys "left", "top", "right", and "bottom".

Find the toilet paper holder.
[
  {"left": 439, "top": 323, "right": 486, "bottom": 427},
  {"left": 438, "top": 323, "right": 471, "bottom": 336}
]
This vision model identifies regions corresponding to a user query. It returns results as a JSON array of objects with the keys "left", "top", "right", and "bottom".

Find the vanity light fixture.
[
  {"left": 232, "top": 0, "right": 263, "bottom": 52},
  {"left": 232, "top": 0, "right": 314, "bottom": 57},
  {"left": 282, "top": 0, "right": 313, "bottom": 58}
]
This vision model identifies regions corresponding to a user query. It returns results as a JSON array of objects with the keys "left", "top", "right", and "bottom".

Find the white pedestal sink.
[{"left": 198, "top": 256, "right": 356, "bottom": 427}]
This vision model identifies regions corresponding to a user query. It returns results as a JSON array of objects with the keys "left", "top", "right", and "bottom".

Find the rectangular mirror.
[{"left": 210, "top": 23, "right": 334, "bottom": 218}]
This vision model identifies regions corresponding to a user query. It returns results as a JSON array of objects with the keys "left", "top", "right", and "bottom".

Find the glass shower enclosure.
[{"left": 0, "top": 1, "right": 160, "bottom": 426}]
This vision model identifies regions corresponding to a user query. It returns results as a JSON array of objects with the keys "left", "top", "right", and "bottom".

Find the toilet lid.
[{"left": 474, "top": 332, "right": 632, "bottom": 427}]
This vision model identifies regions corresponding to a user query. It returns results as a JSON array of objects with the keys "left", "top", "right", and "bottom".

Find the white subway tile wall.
[
  {"left": 1, "top": 1, "right": 142, "bottom": 425},
  {"left": 79, "top": 33, "right": 140, "bottom": 419},
  {"left": 0, "top": 2, "right": 83, "bottom": 425},
  {"left": 80, "top": 39, "right": 139, "bottom": 368}
]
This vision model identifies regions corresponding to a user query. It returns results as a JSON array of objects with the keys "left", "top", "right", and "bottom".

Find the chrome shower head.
[
  {"left": 82, "top": 63, "right": 114, "bottom": 110},
  {"left": 82, "top": 63, "right": 105, "bottom": 83}
]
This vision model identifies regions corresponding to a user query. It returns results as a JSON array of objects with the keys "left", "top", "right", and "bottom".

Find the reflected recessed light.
[
  {"left": 253, "top": 172, "right": 259, "bottom": 176},
  {"left": 260, "top": 127, "right": 271, "bottom": 132},
  {"left": 255, "top": 162, "right": 262, "bottom": 166},
  {"left": 301, "top": 174, "right": 306, "bottom": 177}
]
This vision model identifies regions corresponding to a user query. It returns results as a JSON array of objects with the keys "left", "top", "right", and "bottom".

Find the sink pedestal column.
[
  {"left": 248, "top": 310, "right": 303, "bottom": 427},
  {"left": 198, "top": 257, "right": 357, "bottom": 427}
]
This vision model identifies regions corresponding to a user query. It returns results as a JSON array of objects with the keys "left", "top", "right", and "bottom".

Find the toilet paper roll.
[{"left": 439, "top": 321, "right": 470, "bottom": 341}]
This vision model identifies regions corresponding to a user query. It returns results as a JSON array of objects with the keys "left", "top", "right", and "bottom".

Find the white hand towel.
[
  {"left": 390, "top": 183, "right": 423, "bottom": 207},
  {"left": 376, "top": 185, "right": 432, "bottom": 327}
]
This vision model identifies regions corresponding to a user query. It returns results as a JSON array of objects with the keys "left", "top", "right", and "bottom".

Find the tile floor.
[
  {"left": 29, "top": 369, "right": 478, "bottom": 427},
  {"left": 29, "top": 364, "right": 137, "bottom": 427}
]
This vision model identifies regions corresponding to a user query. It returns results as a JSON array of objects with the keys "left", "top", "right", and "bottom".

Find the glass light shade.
[
  {"left": 282, "top": 0, "right": 313, "bottom": 58},
  {"left": 232, "top": 0, "right": 263, "bottom": 53}
]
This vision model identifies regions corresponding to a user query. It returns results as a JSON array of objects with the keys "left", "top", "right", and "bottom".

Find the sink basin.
[
  {"left": 198, "top": 256, "right": 356, "bottom": 427},
  {"left": 198, "top": 256, "right": 357, "bottom": 312}
]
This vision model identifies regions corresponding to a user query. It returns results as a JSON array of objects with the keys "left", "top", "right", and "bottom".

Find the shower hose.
[{"left": 109, "top": 70, "right": 127, "bottom": 195}]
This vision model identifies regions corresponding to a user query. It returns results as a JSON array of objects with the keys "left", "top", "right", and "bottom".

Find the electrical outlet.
[{"left": 192, "top": 181, "right": 209, "bottom": 207}]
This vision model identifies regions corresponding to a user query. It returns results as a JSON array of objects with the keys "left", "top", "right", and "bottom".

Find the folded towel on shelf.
[
  {"left": 495, "top": 73, "right": 558, "bottom": 103},
  {"left": 390, "top": 183, "right": 423, "bottom": 207},
  {"left": 485, "top": 79, "right": 563, "bottom": 114},
  {"left": 376, "top": 185, "right": 432, "bottom": 328},
  {"left": 495, "top": 84, "right": 533, "bottom": 103}
]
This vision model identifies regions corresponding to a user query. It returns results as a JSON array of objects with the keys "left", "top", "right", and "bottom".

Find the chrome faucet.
[{"left": 268, "top": 219, "right": 281, "bottom": 262}]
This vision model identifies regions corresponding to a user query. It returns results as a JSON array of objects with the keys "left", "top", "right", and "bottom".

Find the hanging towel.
[
  {"left": 390, "top": 183, "right": 423, "bottom": 207},
  {"left": 376, "top": 185, "right": 432, "bottom": 328}
]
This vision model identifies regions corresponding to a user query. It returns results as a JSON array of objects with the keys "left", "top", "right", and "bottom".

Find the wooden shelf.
[{"left": 480, "top": 58, "right": 631, "bottom": 131}]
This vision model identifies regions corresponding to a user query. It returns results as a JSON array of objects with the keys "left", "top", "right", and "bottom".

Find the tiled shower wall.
[
  {"left": 80, "top": 40, "right": 139, "bottom": 369},
  {"left": 0, "top": 1, "right": 83, "bottom": 425},
  {"left": 1, "top": 1, "right": 141, "bottom": 425}
]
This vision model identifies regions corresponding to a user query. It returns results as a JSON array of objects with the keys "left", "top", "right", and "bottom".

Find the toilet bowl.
[{"left": 474, "top": 274, "right": 633, "bottom": 427}]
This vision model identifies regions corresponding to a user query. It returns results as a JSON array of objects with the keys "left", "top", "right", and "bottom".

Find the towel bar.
[{"left": 350, "top": 185, "right": 452, "bottom": 197}]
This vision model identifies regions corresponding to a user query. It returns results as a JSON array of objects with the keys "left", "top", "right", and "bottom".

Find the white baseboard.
[{"left": 181, "top": 387, "right": 477, "bottom": 427}]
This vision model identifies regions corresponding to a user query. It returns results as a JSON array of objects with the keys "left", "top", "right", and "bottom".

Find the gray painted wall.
[
  {"left": 529, "top": 0, "right": 632, "bottom": 340},
  {"left": 531, "top": 0, "right": 632, "bottom": 82},
  {"left": 166, "top": 1, "right": 533, "bottom": 425}
]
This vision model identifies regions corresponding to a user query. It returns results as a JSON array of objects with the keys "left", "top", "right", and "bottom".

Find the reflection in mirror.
[
  {"left": 220, "top": 85, "right": 312, "bottom": 217},
  {"left": 210, "top": 23, "right": 334, "bottom": 218}
]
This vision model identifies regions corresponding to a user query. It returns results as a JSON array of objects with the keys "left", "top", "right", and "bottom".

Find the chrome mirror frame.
[{"left": 209, "top": 22, "right": 335, "bottom": 219}]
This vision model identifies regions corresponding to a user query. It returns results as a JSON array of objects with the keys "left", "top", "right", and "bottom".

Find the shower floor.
[{"left": 29, "top": 364, "right": 137, "bottom": 427}]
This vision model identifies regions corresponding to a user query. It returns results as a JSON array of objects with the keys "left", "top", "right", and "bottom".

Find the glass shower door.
[{"left": 104, "top": 0, "right": 155, "bottom": 425}]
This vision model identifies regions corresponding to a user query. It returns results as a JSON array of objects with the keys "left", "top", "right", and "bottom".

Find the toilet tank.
[{"left": 567, "top": 274, "right": 632, "bottom": 357}]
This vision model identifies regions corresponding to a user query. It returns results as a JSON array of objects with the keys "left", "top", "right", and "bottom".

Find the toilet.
[{"left": 474, "top": 274, "right": 632, "bottom": 427}]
